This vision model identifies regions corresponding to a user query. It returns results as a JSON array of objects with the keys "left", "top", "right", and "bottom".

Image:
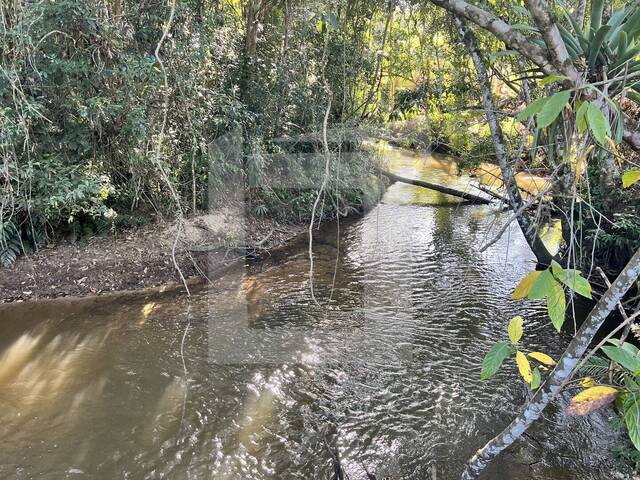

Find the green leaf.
[
  {"left": 606, "top": 339, "right": 640, "bottom": 357},
  {"left": 508, "top": 316, "right": 524, "bottom": 344},
  {"left": 528, "top": 269, "right": 556, "bottom": 300},
  {"left": 516, "top": 97, "right": 548, "bottom": 122},
  {"left": 537, "top": 90, "right": 571, "bottom": 129},
  {"left": 512, "top": 271, "right": 541, "bottom": 300},
  {"left": 576, "top": 101, "right": 589, "bottom": 133},
  {"left": 587, "top": 26, "right": 611, "bottom": 70},
  {"left": 586, "top": 102, "right": 611, "bottom": 145},
  {"left": 590, "top": 0, "right": 605, "bottom": 35},
  {"left": 553, "top": 268, "right": 592, "bottom": 299},
  {"left": 481, "top": 341, "right": 512, "bottom": 380},
  {"left": 531, "top": 367, "right": 541, "bottom": 390},
  {"left": 622, "top": 170, "right": 640, "bottom": 188},
  {"left": 628, "top": 92, "right": 640, "bottom": 105},
  {"left": 547, "top": 281, "right": 566, "bottom": 331},
  {"left": 625, "top": 395, "right": 640, "bottom": 451},
  {"left": 602, "top": 346, "right": 640, "bottom": 373}
]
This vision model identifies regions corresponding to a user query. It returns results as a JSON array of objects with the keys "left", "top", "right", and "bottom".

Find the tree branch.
[
  {"left": 461, "top": 247, "right": 640, "bottom": 480},
  {"left": 429, "top": 0, "right": 556, "bottom": 75},
  {"left": 524, "top": 0, "right": 581, "bottom": 84}
]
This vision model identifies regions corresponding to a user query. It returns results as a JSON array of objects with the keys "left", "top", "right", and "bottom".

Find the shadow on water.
[{"left": 0, "top": 146, "right": 626, "bottom": 479}]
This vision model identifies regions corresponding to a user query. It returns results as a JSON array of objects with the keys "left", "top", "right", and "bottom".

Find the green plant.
[{"left": 0, "top": 220, "right": 22, "bottom": 267}]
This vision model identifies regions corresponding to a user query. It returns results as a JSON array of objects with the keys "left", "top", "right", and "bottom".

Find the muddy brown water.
[{"left": 0, "top": 147, "right": 627, "bottom": 479}]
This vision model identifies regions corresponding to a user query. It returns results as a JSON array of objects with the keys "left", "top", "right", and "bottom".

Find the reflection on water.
[{"left": 0, "top": 147, "right": 624, "bottom": 479}]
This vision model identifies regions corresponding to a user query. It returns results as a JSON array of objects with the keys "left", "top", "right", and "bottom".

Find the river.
[{"left": 0, "top": 146, "right": 625, "bottom": 479}]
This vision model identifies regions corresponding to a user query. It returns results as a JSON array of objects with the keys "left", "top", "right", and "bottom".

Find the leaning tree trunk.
[
  {"left": 461, "top": 248, "right": 640, "bottom": 480},
  {"left": 454, "top": 17, "right": 555, "bottom": 266}
]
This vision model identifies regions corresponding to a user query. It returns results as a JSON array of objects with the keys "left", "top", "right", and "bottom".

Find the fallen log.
[{"left": 375, "top": 167, "right": 492, "bottom": 204}]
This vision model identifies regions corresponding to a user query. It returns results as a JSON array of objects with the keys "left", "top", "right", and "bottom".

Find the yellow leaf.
[
  {"left": 580, "top": 377, "right": 596, "bottom": 388},
  {"left": 512, "top": 271, "right": 542, "bottom": 300},
  {"left": 566, "top": 386, "right": 619, "bottom": 416},
  {"left": 528, "top": 351, "right": 556, "bottom": 366},
  {"left": 508, "top": 316, "right": 524, "bottom": 344},
  {"left": 516, "top": 351, "right": 533, "bottom": 384}
]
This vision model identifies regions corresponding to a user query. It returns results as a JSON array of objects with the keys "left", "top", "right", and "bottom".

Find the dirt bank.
[{"left": 0, "top": 208, "right": 307, "bottom": 303}]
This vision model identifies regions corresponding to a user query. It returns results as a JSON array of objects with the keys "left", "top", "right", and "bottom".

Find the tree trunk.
[
  {"left": 455, "top": 17, "right": 555, "bottom": 265},
  {"left": 244, "top": 0, "right": 260, "bottom": 56},
  {"left": 461, "top": 247, "right": 640, "bottom": 480}
]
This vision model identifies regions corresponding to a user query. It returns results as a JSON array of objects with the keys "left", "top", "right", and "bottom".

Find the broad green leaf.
[
  {"left": 516, "top": 350, "right": 533, "bottom": 384},
  {"left": 606, "top": 339, "right": 640, "bottom": 357},
  {"left": 547, "top": 281, "right": 566, "bottom": 331},
  {"left": 576, "top": 101, "right": 589, "bottom": 133},
  {"left": 586, "top": 102, "right": 611, "bottom": 145},
  {"left": 566, "top": 386, "right": 619, "bottom": 415},
  {"left": 481, "top": 341, "right": 512, "bottom": 380},
  {"left": 531, "top": 367, "right": 541, "bottom": 390},
  {"left": 508, "top": 316, "right": 524, "bottom": 344},
  {"left": 554, "top": 269, "right": 592, "bottom": 299},
  {"left": 528, "top": 269, "right": 556, "bottom": 300},
  {"left": 625, "top": 395, "right": 640, "bottom": 451},
  {"left": 590, "top": 0, "right": 605, "bottom": 34},
  {"left": 516, "top": 97, "right": 548, "bottom": 122},
  {"left": 602, "top": 346, "right": 640, "bottom": 373},
  {"left": 512, "top": 271, "right": 541, "bottom": 300},
  {"left": 529, "top": 351, "right": 556, "bottom": 366},
  {"left": 537, "top": 90, "right": 571, "bottom": 129},
  {"left": 622, "top": 170, "right": 640, "bottom": 188}
]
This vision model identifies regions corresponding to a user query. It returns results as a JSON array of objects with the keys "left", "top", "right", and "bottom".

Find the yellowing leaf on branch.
[
  {"left": 508, "top": 316, "right": 524, "bottom": 344},
  {"left": 528, "top": 269, "right": 556, "bottom": 300},
  {"left": 566, "top": 386, "right": 619, "bottom": 416},
  {"left": 528, "top": 351, "right": 556, "bottom": 366},
  {"left": 516, "top": 351, "right": 533, "bottom": 384},
  {"left": 512, "top": 271, "right": 541, "bottom": 300}
]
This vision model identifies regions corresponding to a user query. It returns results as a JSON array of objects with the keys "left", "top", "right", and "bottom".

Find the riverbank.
[{"left": 0, "top": 209, "right": 309, "bottom": 304}]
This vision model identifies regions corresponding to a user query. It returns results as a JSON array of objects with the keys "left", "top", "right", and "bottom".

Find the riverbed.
[{"left": 0, "top": 146, "right": 625, "bottom": 479}]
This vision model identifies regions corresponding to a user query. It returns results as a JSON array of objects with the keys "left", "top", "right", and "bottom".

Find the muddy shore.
[{"left": 0, "top": 209, "right": 307, "bottom": 304}]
